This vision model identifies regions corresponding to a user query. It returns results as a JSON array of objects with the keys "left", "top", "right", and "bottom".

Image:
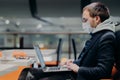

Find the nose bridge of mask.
[{"left": 82, "top": 21, "right": 95, "bottom": 33}]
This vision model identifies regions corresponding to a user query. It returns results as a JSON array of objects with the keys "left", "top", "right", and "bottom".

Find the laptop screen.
[
  {"left": 33, "top": 38, "right": 63, "bottom": 68},
  {"left": 33, "top": 44, "right": 46, "bottom": 69}
]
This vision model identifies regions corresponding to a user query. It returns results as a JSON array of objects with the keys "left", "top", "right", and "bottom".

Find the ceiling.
[
  {"left": 0, "top": 0, "right": 119, "bottom": 32},
  {"left": 0, "top": 0, "right": 81, "bottom": 18}
]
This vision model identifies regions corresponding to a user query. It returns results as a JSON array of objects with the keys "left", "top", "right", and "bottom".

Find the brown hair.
[{"left": 83, "top": 2, "right": 110, "bottom": 22}]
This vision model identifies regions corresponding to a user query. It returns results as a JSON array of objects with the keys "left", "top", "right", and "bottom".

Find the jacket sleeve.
[
  {"left": 73, "top": 59, "right": 81, "bottom": 66},
  {"left": 77, "top": 33, "right": 115, "bottom": 79}
]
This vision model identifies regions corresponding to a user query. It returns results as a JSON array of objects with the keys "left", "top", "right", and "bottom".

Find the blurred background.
[{"left": 0, "top": 0, "right": 119, "bottom": 58}]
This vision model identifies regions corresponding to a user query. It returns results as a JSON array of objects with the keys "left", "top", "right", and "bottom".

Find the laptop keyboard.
[
  {"left": 45, "top": 66, "right": 70, "bottom": 72},
  {"left": 48, "top": 67, "right": 60, "bottom": 70}
]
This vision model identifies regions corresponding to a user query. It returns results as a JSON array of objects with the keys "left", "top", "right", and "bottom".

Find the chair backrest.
[
  {"left": 115, "top": 30, "right": 120, "bottom": 70},
  {"left": 101, "top": 30, "right": 120, "bottom": 80},
  {"left": 56, "top": 38, "right": 63, "bottom": 66},
  {"left": 72, "top": 38, "right": 77, "bottom": 60}
]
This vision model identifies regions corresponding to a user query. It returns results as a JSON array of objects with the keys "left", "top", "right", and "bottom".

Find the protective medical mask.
[{"left": 82, "top": 21, "right": 95, "bottom": 33}]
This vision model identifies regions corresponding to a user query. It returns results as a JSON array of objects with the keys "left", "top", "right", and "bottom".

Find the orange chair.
[
  {"left": 12, "top": 50, "right": 27, "bottom": 58},
  {"left": 111, "top": 66, "right": 118, "bottom": 77},
  {"left": 100, "top": 66, "right": 118, "bottom": 80},
  {"left": 61, "top": 57, "right": 68, "bottom": 63},
  {"left": 0, "top": 51, "right": 2, "bottom": 57}
]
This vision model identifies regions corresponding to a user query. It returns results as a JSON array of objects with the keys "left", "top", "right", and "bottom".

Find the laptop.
[{"left": 33, "top": 39, "right": 70, "bottom": 72}]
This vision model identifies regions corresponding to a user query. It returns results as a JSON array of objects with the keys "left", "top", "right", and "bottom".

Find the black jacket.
[{"left": 73, "top": 30, "right": 116, "bottom": 80}]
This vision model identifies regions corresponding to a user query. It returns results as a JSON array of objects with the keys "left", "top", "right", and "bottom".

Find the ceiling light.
[
  {"left": 16, "top": 21, "right": 20, "bottom": 26},
  {"left": 5, "top": 20, "right": 10, "bottom": 24},
  {"left": 36, "top": 24, "right": 42, "bottom": 29}
]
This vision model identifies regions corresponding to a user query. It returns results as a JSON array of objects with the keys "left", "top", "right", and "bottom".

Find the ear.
[{"left": 95, "top": 16, "right": 101, "bottom": 24}]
